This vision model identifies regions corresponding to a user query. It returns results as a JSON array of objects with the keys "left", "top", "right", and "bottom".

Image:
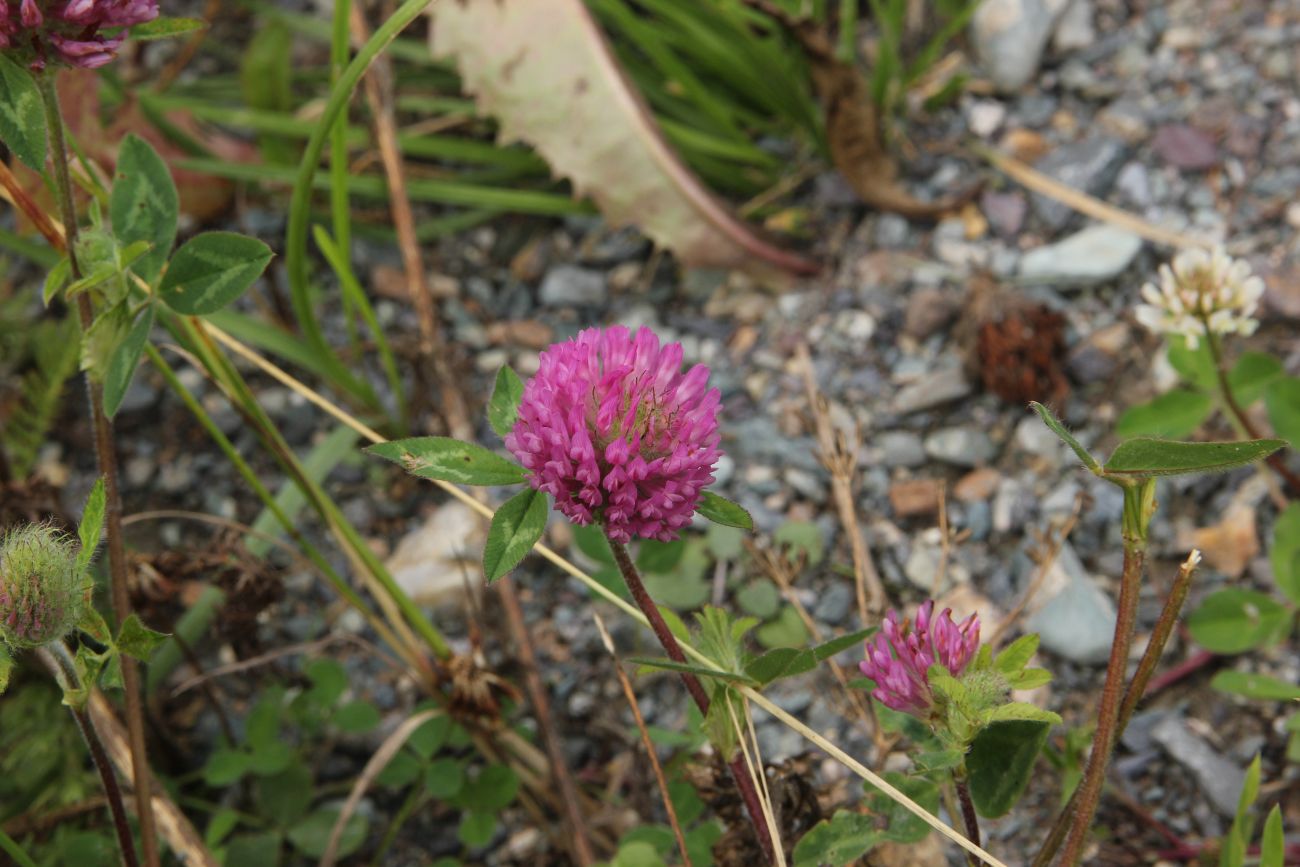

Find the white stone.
[{"left": 1019, "top": 223, "right": 1144, "bottom": 288}]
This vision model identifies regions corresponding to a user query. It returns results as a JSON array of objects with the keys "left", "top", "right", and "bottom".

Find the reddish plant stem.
[
  {"left": 954, "top": 774, "right": 981, "bottom": 866},
  {"left": 1034, "top": 550, "right": 1198, "bottom": 865},
  {"left": 38, "top": 72, "right": 160, "bottom": 867},
  {"left": 1205, "top": 329, "right": 1300, "bottom": 498},
  {"left": 1056, "top": 541, "right": 1145, "bottom": 866},
  {"left": 39, "top": 647, "right": 140, "bottom": 867},
  {"left": 608, "top": 538, "right": 776, "bottom": 864}
]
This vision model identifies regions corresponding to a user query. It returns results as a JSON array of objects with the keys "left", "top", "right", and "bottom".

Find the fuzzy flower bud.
[
  {"left": 0, "top": 0, "right": 158, "bottom": 70},
  {"left": 1134, "top": 247, "right": 1265, "bottom": 350},
  {"left": 0, "top": 524, "right": 85, "bottom": 648},
  {"left": 859, "top": 600, "right": 980, "bottom": 716},
  {"left": 505, "top": 326, "right": 721, "bottom": 543}
]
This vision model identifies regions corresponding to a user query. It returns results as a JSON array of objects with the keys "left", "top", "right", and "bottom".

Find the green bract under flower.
[{"left": 0, "top": 524, "right": 85, "bottom": 648}]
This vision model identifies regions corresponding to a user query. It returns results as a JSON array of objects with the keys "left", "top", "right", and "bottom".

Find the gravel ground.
[{"left": 14, "top": 0, "right": 1300, "bottom": 863}]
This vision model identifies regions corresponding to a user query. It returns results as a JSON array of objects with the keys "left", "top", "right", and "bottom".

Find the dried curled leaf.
[{"left": 428, "top": 0, "right": 818, "bottom": 276}]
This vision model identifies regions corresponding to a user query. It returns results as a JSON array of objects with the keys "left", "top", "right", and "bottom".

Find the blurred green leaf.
[
  {"left": 1188, "top": 590, "right": 1291, "bottom": 654},
  {"left": 792, "top": 810, "right": 880, "bottom": 866},
  {"left": 487, "top": 367, "right": 525, "bottom": 437},
  {"left": 425, "top": 757, "right": 465, "bottom": 799},
  {"left": 737, "top": 579, "right": 780, "bottom": 618},
  {"left": 1229, "top": 352, "right": 1283, "bottom": 406},
  {"left": 288, "top": 806, "right": 367, "bottom": 858},
  {"left": 1210, "top": 671, "right": 1300, "bottom": 701},
  {"left": 0, "top": 55, "right": 45, "bottom": 172},
  {"left": 1270, "top": 503, "right": 1300, "bottom": 604},
  {"left": 1116, "top": 390, "right": 1213, "bottom": 439},
  {"left": 756, "top": 605, "right": 810, "bottom": 649}
]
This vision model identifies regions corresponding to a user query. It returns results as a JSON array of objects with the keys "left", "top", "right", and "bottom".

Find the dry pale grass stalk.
[
  {"left": 796, "top": 343, "right": 885, "bottom": 619},
  {"left": 594, "top": 614, "right": 693, "bottom": 867}
]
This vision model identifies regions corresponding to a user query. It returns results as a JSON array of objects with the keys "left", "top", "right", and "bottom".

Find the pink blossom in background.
[
  {"left": 0, "top": 0, "right": 158, "bottom": 70},
  {"left": 860, "top": 600, "right": 981, "bottom": 715},
  {"left": 505, "top": 326, "right": 722, "bottom": 543}
]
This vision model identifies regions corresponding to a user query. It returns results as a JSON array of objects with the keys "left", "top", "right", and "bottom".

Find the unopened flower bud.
[{"left": 0, "top": 524, "right": 85, "bottom": 648}]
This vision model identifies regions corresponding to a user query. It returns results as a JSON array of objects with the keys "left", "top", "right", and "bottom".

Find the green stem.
[
  {"left": 285, "top": 0, "right": 433, "bottom": 406},
  {"left": 37, "top": 72, "right": 161, "bottom": 867},
  {"left": 38, "top": 645, "right": 139, "bottom": 867},
  {"left": 0, "top": 827, "right": 40, "bottom": 867},
  {"left": 1204, "top": 328, "right": 1300, "bottom": 497}
]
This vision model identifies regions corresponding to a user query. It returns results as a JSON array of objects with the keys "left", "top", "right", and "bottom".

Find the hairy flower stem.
[
  {"left": 1204, "top": 328, "right": 1300, "bottom": 498},
  {"left": 38, "top": 646, "right": 140, "bottom": 867},
  {"left": 1033, "top": 550, "right": 1199, "bottom": 865},
  {"left": 608, "top": 538, "right": 776, "bottom": 864},
  {"left": 1051, "top": 538, "right": 1145, "bottom": 866},
  {"left": 954, "top": 772, "right": 981, "bottom": 865},
  {"left": 38, "top": 73, "right": 160, "bottom": 867}
]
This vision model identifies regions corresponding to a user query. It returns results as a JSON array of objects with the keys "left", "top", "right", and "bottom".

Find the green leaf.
[
  {"left": 116, "top": 614, "right": 168, "bottom": 661},
  {"left": 1115, "top": 390, "right": 1214, "bottom": 439},
  {"left": 483, "top": 488, "right": 548, "bottom": 581},
  {"left": 103, "top": 304, "right": 154, "bottom": 418},
  {"left": 158, "top": 232, "right": 273, "bottom": 316},
  {"left": 706, "top": 523, "right": 745, "bottom": 559},
  {"left": 366, "top": 437, "right": 526, "bottom": 486},
  {"left": 756, "top": 605, "right": 811, "bottom": 649},
  {"left": 81, "top": 303, "right": 132, "bottom": 384},
  {"left": 1229, "top": 352, "right": 1284, "bottom": 406},
  {"left": 812, "top": 626, "right": 879, "bottom": 661},
  {"left": 376, "top": 751, "right": 423, "bottom": 788},
  {"left": 131, "top": 16, "right": 207, "bottom": 40},
  {"left": 333, "top": 700, "right": 380, "bottom": 733},
  {"left": 457, "top": 811, "right": 496, "bottom": 848},
  {"left": 459, "top": 764, "right": 519, "bottom": 812},
  {"left": 1006, "top": 668, "right": 1053, "bottom": 690},
  {"left": 636, "top": 538, "right": 684, "bottom": 573},
  {"left": 571, "top": 522, "right": 615, "bottom": 564},
  {"left": 913, "top": 749, "right": 965, "bottom": 773},
  {"left": 247, "top": 741, "right": 295, "bottom": 778},
  {"left": 0, "top": 55, "right": 45, "bottom": 171},
  {"left": 1167, "top": 335, "right": 1218, "bottom": 390},
  {"left": 1210, "top": 671, "right": 1300, "bottom": 701},
  {"left": 744, "top": 647, "right": 817, "bottom": 685},
  {"left": 305, "top": 658, "right": 348, "bottom": 706},
  {"left": 1187, "top": 590, "right": 1292, "bottom": 654},
  {"left": 425, "top": 757, "right": 465, "bottom": 799},
  {"left": 43, "top": 257, "right": 70, "bottom": 305},
  {"left": 1260, "top": 805, "right": 1284, "bottom": 867},
  {"left": 407, "top": 712, "right": 451, "bottom": 759},
  {"left": 1271, "top": 503, "right": 1300, "bottom": 604},
  {"left": 1029, "top": 402, "right": 1101, "bottom": 474},
  {"left": 993, "top": 634, "right": 1039, "bottom": 675},
  {"left": 0, "top": 645, "right": 11, "bottom": 695},
  {"left": 76, "top": 478, "right": 106, "bottom": 576},
  {"left": 223, "top": 832, "right": 282, "bottom": 867},
  {"left": 792, "top": 810, "right": 880, "bottom": 866},
  {"left": 1265, "top": 376, "right": 1300, "bottom": 451},
  {"left": 255, "top": 761, "right": 310, "bottom": 824},
  {"left": 775, "top": 520, "right": 825, "bottom": 567},
  {"left": 871, "top": 772, "right": 940, "bottom": 843},
  {"left": 696, "top": 490, "right": 753, "bottom": 530},
  {"left": 737, "top": 579, "right": 780, "bottom": 618},
  {"left": 203, "top": 748, "right": 252, "bottom": 786},
  {"left": 288, "top": 807, "right": 366, "bottom": 859},
  {"left": 110, "top": 135, "right": 178, "bottom": 286},
  {"left": 967, "top": 719, "right": 1052, "bottom": 817},
  {"left": 487, "top": 366, "right": 525, "bottom": 437},
  {"left": 1103, "top": 438, "right": 1284, "bottom": 478},
  {"left": 630, "top": 657, "right": 758, "bottom": 685},
  {"left": 204, "top": 809, "right": 240, "bottom": 849},
  {"left": 982, "top": 702, "right": 1062, "bottom": 726}
]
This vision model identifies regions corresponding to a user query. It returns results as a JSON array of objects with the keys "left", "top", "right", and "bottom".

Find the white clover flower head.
[{"left": 1134, "top": 247, "right": 1265, "bottom": 349}]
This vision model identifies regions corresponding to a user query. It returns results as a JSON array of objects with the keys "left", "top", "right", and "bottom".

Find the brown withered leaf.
[{"left": 744, "top": 0, "right": 975, "bottom": 219}]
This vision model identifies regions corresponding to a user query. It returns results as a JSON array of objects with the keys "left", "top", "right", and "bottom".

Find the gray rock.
[
  {"left": 1031, "top": 137, "right": 1129, "bottom": 229},
  {"left": 873, "top": 214, "right": 912, "bottom": 248},
  {"left": 971, "top": 0, "right": 1067, "bottom": 91},
  {"left": 893, "top": 367, "right": 972, "bottom": 414},
  {"left": 1151, "top": 715, "right": 1247, "bottom": 816},
  {"left": 981, "top": 190, "right": 1028, "bottom": 239},
  {"left": 1019, "top": 223, "right": 1144, "bottom": 287},
  {"left": 813, "top": 583, "right": 854, "bottom": 626},
  {"left": 880, "top": 431, "right": 927, "bottom": 468},
  {"left": 539, "top": 265, "right": 606, "bottom": 306},
  {"left": 924, "top": 427, "right": 998, "bottom": 468},
  {"left": 1027, "top": 571, "right": 1116, "bottom": 664},
  {"left": 1014, "top": 413, "right": 1069, "bottom": 464},
  {"left": 1052, "top": 0, "right": 1095, "bottom": 50}
]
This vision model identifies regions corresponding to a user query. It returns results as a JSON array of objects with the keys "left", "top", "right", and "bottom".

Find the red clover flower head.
[
  {"left": 859, "top": 600, "right": 981, "bottom": 716},
  {"left": 0, "top": 0, "right": 158, "bottom": 70},
  {"left": 505, "top": 325, "right": 722, "bottom": 544},
  {"left": 0, "top": 524, "right": 84, "bottom": 649}
]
